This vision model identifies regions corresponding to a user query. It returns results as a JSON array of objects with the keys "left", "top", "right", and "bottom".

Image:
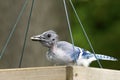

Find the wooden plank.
[
  {"left": 0, "top": 66, "right": 119, "bottom": 80},
  {"left": 0, "top": 66, "right": 67, "bottom": 80},
  {"left": 68, "top": 66, "right": 120, "bottom": 80}
]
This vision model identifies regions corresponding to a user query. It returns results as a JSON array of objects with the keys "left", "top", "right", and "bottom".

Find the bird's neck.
[{"left": 49, "top": 42, "right": 57, "bottom": 51}]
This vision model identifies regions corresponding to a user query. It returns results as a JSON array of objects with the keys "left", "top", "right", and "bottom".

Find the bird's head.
[{"left": 31, "top": 30, "right": 58, "bottom": 48}]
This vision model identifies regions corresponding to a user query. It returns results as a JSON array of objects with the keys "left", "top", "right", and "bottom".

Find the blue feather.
[{"left": 81, "top": 49, "right": 117, "bottom": 61}]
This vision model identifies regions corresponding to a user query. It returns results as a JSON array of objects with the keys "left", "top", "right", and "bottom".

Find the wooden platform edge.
[
  {"left": 0, "top": 66, "right": 119, "bottom": 80},
  {"left": 0, "top": 66, "right": 67, "bottom": 80},
  {"left": 66, "top": 66, "right": 120, "bottom": 80}
]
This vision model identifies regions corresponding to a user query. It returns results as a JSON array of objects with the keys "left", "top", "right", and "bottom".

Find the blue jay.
[{"left": 31, "top": 30, "right": 117, "bottom": 67}]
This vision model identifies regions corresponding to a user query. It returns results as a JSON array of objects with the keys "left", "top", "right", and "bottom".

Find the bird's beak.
[{"left": 30, "top": 35, "right": 41, "bottom": 41}]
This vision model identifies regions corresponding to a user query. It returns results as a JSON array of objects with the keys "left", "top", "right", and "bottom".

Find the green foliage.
[{"left": 69, "top": 0, "right": 120, "bottom": 69}]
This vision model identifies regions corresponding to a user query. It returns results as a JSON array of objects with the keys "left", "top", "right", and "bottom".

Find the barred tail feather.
[{"left": 95, "top": 54, "right": 118, "bottom": 61}]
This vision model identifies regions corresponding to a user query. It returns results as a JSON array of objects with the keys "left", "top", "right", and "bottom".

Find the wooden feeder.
[{"left": 0, "top": 66, "right": 119, "bottom": 80}]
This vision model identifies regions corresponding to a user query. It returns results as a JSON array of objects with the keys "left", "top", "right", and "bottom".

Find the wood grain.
[{"left": 0, "top": 66, "right": 119, "bottom": 80}]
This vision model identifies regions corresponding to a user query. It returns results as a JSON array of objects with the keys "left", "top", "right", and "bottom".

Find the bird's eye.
[
  {"left": 47, "top": 34, "right": 51, "bottom": 38},
  {"left": 52, "top": 39, "right": 55, "bottom": 41}
]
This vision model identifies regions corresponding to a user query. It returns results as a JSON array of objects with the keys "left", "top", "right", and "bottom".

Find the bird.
[{"left": 31, "top": 30, "right": 117, "bottom": 67}]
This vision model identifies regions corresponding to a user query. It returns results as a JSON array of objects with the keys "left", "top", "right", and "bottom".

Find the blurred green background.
[
  {"left": 0, "top": 0, "right": 119, "bottom": 70},
  {"left": 70, "top": 0, "right": 120, "bottom": 69}
]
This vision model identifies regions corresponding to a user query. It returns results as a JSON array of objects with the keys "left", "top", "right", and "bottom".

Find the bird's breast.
[{"left": 47, "top": 47, "right": 72, "bottom": 64}]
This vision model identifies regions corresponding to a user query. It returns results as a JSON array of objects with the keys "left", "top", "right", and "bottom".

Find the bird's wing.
[
  {"left": 81, "top": 49, "right": 94, "bottom": 59},
  {"left": 57, "top": 41, "right": 80, "bottom": 61}
]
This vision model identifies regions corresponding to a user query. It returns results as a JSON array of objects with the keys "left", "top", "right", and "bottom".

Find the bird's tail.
[{"left": 95, "top": 54, "right": 118, "bottom": 61}]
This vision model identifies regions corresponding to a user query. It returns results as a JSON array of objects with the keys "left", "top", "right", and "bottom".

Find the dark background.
[{"left": 0, "top": 0, "right": 119, "bottom": 70}]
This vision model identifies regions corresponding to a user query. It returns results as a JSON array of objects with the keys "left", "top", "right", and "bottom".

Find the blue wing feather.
[
  {"left": 81, "top": 49, "right": 117, "bottom": 61},
  {"left": 81, "top": 49, "right": 94, "bottom": 59},
  {"left": 57, "top": 41, "right": 117, "bottom": 62},
  {"left": 57, "top": 41, "right": 80, "bottom": 61}
]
